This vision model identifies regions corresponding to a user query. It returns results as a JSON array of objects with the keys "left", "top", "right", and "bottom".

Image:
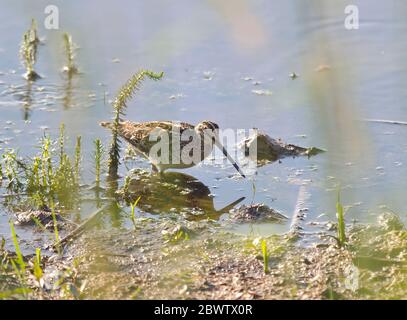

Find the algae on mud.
[{"left": 1, "top": 207, "right": 406, "bottom": 299}]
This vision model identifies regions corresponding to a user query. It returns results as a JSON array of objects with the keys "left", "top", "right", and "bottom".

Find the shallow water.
[{"left": 1, "top": 0, "right": 407, "bottom": 254}]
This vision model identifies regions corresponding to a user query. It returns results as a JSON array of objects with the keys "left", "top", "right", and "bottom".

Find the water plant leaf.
[
  {"left": 305, "top": 146, "right": 326, "bottom": 157},
  {"left": 33, "top": 248, "right": 43, "bottom": 282},
  {"left": 107, "top": 70, "right": 164, "bottom": 179},
  {"left": 19, "top": 19, "right": 40, "bottom": 80},
  {"left": 62, "top": 32, "right": 79, "bottom": 75},
  {"left": 9, "top": 220, "right": 25, "bottom": 273},
  {"left": 261, "top": 239, "right": 269, "bottom": 274},
  {"left": 336, "top": 191, "right": 346, "bottom": 247}
]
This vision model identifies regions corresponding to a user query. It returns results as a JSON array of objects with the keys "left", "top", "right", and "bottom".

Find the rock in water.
[
  {"left": 241, "top": 131, "right": 324, "bottom": 165},
  {"left": 377, "top": 212, "right": 405, "bottom": 232},
  {"left": 15, "top": 208, "right": 62, "bottom": 229},
  {"left": 229, "top": 203, "right": 288, "bottom": 223}
]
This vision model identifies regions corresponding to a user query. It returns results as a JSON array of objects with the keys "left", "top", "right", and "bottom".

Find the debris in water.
[
  {"left": 14, "top": 208, "right": 63, "bottom": 229},
  {"left": 169, "top": 93, "right": 185, "bottom": 100},
  {"left": 240, "top": 130, "right": 325, "bottom": 165},
  {"left": 289, "top": 72, "right": 299, "bottom": 80},
  {"left": 315, "top": 64, "right": 331, "bottom": 72},
  {"left": 203, "top": 71, "right": 215, "bottom": 80},
  {"left": 229, "top": 203, "right": 287, "bottom": 223},
  {"left": 252, "top": 89, "right": 273, "bottom": 96}
]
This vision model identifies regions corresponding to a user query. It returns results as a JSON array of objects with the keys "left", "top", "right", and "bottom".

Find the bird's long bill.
[{"left": 214, "top": 139, "right": 246, "bottom": 178}]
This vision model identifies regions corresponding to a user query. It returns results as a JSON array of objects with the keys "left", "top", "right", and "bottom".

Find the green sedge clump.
[
  {"left": 0, "top": 123, "right": 80, "bottom": 210},
  {"left": 1, "top": 149, "right": 23, "bottom": 193}
]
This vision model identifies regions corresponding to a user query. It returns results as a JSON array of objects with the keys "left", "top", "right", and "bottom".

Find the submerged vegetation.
[
  {"left": 19, "top": 19, "right": 40, "bottom": 81},
  {"left": 62, "top": 32, "right": 79, "bottom": 76}
]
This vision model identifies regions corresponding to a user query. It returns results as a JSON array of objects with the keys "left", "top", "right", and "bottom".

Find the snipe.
[{"left": 100, "top": 120, "right": 246, "bottom": 178}]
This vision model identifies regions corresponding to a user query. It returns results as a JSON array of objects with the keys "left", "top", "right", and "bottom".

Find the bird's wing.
[{"left": 117, "top": 121, "right": 195, "bottom": 155}]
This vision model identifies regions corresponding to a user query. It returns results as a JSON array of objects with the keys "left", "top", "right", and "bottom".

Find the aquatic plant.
[
  {"left": 123, "top": 175, "right": 131, "bottom": 195},
  {"left": 1, "top": 125, "right": 80, "bottom": 210},
  {"left": 130, "top": 196, "right": 141, "bottom": 230},
  {"left": 107, "top": 70, "right": 164, "bottom": 179},
  {"left": 93, "top": 139, "right": 103, "bottom": 189},
  {"left": 51, "top": 203, "right": 61, "bottom": 253},
  {"left": 6, "top": 221, "right": 30, "bottom": 297},
  {"left": 74, "top": 136, "right": 82, "bottom": 184},
  {"left": 336, "top": 192, "right": 346, "bottom": 247},
  {"left": 62, "top": 32, "right": 78, "bottom": 75},
  {"left": 50, "top": 133, "right": 78, "bottom": 208},
  {"left": 1, "top": 149, "right": 23, "bottom": 193},
  {"left": 1, "top": 222, "right": 83, "bottom": 299},
  {"left": 250, "top": 179, "right": 256, "bottom": 205},
  {"left": 0, "top": 162, "right": 3, "bottom": 183},
  {"left": 31, "top": 215, "right": 48, "bottom": 233},
  {"left": 261, "top": 239, "right": 269, "bottom": 274},
  {"left": 163, "top": 225, "right": 190, "bottom": 243},
  {"left": 32, "top": 248, "right": 43, "bottom": 283},
  {"left": 40, "top": 136, "right": 53, "bottom": 193},
  {"left": 59, "top": 123, "right": 66, "bottom": 165},
  {"left": 19, "top": 19, "right": 40, "bottom": 80},
  {"left": 9, "top": 221, "right": 26, "bottom": 275}
]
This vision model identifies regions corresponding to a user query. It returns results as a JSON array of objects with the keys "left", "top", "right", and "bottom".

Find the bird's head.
[
  {"left": 195, "top": 120, "right": 246, "bottom": 178},
  {"left": 195, "top": 120, "right": 220, "bottom": 140}
]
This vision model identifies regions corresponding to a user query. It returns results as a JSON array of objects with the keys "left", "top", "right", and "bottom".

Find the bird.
[{"left": 100, "top": 120, "right": 246, "bottom": 178}]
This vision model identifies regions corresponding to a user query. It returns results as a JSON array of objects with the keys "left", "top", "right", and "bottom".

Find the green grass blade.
[
  {"left": 9, "top": 220, "right": 25, "bottom": 273},
  {"left": 33, "top": 248, "right": 43, "bottom": 281},
  {"left": 261, "top": 239, "right": 269, "bottom": 274},
  {"left": 130, "top": 196, "right": 142, "bottom": 229},
  {"left": 336, "top": 191, "right": 346, "bottom": 247}
]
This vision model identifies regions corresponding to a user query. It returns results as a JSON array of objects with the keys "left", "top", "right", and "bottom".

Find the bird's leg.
[
  {"left": 151, "top": 164, "right": 159, "bottom": 173},
  {"left": 151, "top": 164, "right": 166, "bottom": 178}
]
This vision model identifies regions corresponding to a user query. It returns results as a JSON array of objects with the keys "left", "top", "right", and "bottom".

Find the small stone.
[
  {"left": 289, "top": 72, "right": 299, "bottom": 79},
  {"left": 229, "top": 204, "right": 287, "bottom": 223}
]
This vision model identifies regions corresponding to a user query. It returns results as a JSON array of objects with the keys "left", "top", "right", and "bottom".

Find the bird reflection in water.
[{"left": 120, "top": 169, "right": 245, "bottom": 221}]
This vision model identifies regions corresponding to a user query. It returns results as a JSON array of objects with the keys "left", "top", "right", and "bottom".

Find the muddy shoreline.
[{"left": 1, "top": 211, "right": 405, "bottom": 300}]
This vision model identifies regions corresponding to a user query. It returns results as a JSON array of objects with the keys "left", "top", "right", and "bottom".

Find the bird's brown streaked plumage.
[
  {"left": 100, "top": 120, "right": 246, "bottom": 177},
  {"left": 101, "top": 120, "right": 197, "bottom": 157}
]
